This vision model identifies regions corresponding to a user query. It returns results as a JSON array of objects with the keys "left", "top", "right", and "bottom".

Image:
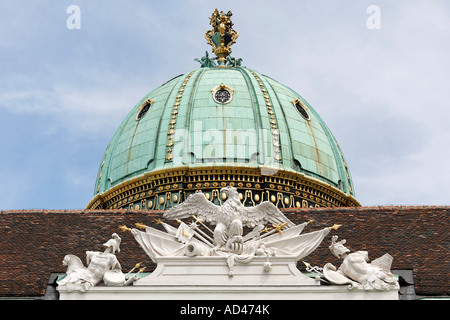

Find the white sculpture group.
[
  {"left": 131, "top": 186, "right": 334, "bottom": 276},
  {"left": 57, "top": 233, "right": 143, "bottom": 292},
  {"left": 319, "top": 235, "right": 400, "bottom": 291},
  {"left": 58, "top": 186, "right": 399, "bottom": 294}
]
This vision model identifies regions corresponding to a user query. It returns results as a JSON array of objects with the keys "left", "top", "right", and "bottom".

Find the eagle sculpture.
[{"left": 163, "top": 186, "right": 294, "bottom": 253}]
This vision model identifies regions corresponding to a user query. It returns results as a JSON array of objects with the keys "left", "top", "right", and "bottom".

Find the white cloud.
[
  {"left": 0, "top": 74, "right": 151, "bottom": 138},
  {"left": 267, "top": 1, "right": 450, "bottom": 206},
  {"left": 356, "top": 129, "right": 450, "bottom": 206},
  {"left": 53, "top": 84, "right": 147, "bottom": 134}
]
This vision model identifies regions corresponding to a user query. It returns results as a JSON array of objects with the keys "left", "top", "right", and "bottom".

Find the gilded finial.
[
  {"left": 118, "top": 225, "right": 131, "bottom": 232},
  {"left": 261, "top": 227, "right": 272, "bottom": 233},
  {"left": 138, "top": 267, "right": 146, "bottom": 273},
  {"left": 205, "top": 9, "right": 239, "bottom": 66},
  {"left": 272, "top": 222, "right": 289, "bottom": 234},
  {"left": 329, "top": 224, "right": 342, "bottom": 231},
  {"left": 135, "top": 223, "right": 147, "bottom": 230}
]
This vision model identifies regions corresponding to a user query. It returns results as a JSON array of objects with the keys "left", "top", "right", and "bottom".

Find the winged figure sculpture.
[{"left": 163, "top": 186, "right": 294, "bottom": 252}]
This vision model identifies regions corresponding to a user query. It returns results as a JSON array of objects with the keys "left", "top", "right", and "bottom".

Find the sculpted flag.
[
  {"left": 132, "top": 224, "right": 211, "bottom": 262},
  {"left": 132, "top": 227, "right": 186, "bottom": 262},
  {"left": 175, "top": 222, "right": 195, "bottom": 244},
  {"left": 264, "top": 228, "right": 330, "bottom": 262}
]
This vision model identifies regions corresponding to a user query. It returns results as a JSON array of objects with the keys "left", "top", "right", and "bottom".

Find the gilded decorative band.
[{"left": 86, "top": 165, "right": 360, "bottom": 210}]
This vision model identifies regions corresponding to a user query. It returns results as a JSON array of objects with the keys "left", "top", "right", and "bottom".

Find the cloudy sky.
[{"left": 0, "top": 0, "right": 448, "bottom": 210}]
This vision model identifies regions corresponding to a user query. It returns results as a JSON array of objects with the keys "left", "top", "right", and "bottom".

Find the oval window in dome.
[
  {"left": 211, "top": 83, "right": 234, "bottom": 104},
  {"left": 292, "top": 98, "right": 310, "bottom": 120},
  {"left": 214, "top": 89, "right": 231, "bottom": 103},
  {"left": 136, "top": 98, "right": 154, "bottom": 120}
]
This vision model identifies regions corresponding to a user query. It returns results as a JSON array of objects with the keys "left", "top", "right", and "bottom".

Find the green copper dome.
[
  {"left": 86, "top": 9, "right": 358, "bottom": 210},
  {"left": 87, "top": 66, "right": 358, "bottom": 210}
]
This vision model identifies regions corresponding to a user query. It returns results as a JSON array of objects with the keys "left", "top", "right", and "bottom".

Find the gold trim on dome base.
[{"left": 86, "top": 165, "right": 360, "bottom": 211}]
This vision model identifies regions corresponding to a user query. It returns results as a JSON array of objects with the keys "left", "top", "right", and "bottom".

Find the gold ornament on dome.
[{"left": 205, "top": 9, "right": 239, "bottom": 65}]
